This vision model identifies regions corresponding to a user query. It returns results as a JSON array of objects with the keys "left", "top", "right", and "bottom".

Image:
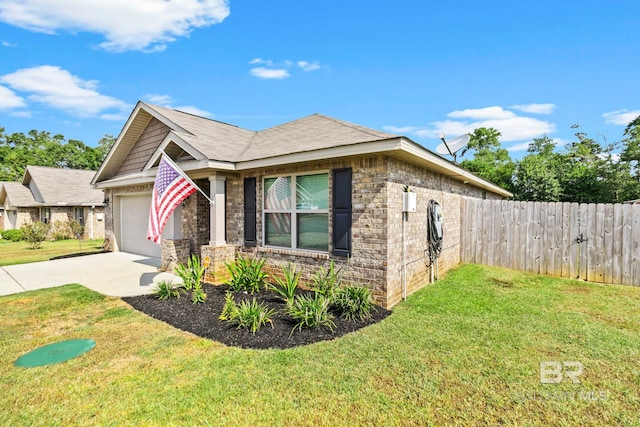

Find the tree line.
[
  {"left": 0, "top": 127, "right": 115, "bottom": 181},
  {"left": 459, "top": 116, "right": 640, "bottom": 203}
]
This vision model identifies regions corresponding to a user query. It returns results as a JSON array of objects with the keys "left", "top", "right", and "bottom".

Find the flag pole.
[{"left": 158, "top": 150, "right": 215, "bottom": 205}]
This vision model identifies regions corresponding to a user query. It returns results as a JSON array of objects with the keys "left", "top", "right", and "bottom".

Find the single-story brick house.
[
  {"left": 0, "top": 166, "right": 106, "bottom": 239},
  {"left": 92, "top": 101, "right": 510, "bottom": 308}
]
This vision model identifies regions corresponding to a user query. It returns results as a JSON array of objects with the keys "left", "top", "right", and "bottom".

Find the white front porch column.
[{"left": 209, "top": 175, "right": 226, "bottom": 246}]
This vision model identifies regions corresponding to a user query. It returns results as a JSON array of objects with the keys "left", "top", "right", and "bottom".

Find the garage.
[{"left": 119, "top": 194, "right": 160, "bottom": 258}]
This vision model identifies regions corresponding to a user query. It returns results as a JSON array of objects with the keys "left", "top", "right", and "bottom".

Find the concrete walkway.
[{"left": 0, "top": 252, "right": 179, "bottom": 297}]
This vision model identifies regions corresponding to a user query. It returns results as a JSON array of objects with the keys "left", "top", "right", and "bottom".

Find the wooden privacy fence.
[{"left": 461, "top": 199, "right": 640, "bottom": 286}]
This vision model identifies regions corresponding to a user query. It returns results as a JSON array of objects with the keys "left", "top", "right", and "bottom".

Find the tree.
[
  {"left": 0, "top": 128, "right": 110, "bottom": 181},
  {"left": 459, "top": 127, "right": 515, "bottom": 192},
  {"left": 512, "top": 136, "right": 562, "bottom": 201}
]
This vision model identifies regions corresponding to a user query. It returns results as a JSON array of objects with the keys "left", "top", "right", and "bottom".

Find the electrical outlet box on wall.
[{"left": 402, "top": 192, "right": 416, "bottom": 213}]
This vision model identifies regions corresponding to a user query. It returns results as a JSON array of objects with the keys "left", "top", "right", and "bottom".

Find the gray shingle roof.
[
  {"left": 23, "top": 166, "right": 104, "bottom": 206},
  {"left": 1, "top": 181, "right": 38, "bottom": 207},
  {"left": 143, "top": 103, "right": 398, "bottom": 163}
]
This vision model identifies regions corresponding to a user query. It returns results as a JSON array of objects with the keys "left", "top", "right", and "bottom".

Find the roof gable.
[
  {"left": 0, "top": 181, "right": 38, "bottom": 208},
  {"left": 23, "top": 166, "right": 104, "bottom": 206}
]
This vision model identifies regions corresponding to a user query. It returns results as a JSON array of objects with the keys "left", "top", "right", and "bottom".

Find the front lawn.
[
  {"left": 1, "top": 264, "right": 638, "bottom": 425},
  {"left": 0, "top": 238, "right": 104, "bottom": 266}
]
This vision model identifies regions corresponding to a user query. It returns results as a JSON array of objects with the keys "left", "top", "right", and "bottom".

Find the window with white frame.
[
  {"left": 40, "top": 207, "right": 50, "bottom": 224},
  {"left": 263, "top": 172, "right": 329, "bottom": 251}
]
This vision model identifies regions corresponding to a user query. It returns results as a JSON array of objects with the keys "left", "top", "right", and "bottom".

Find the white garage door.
[{"left": 120, "top": 194, "right": 161, "bottom": 258}]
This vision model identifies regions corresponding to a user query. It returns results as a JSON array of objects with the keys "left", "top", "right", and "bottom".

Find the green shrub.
[
  {"left": 228, "top": 298, "right": 276, "bottom": 334},
  {"left": 50, "top": 220, "right": 84, "bottom": 241},
  {"left": 219, "top": 291, "right": 237, "bottom": 321},
  {"left": 268, "top": 262, "right": 300, "bottom": 305},
  {"left": 1, "top": 229, "right": 23, "bottom": 241},
  {"left": 21, "top": 221, "right": 50, "bottom": 249},
  {"left": 224, "top": 255, "right": 268, "bottom": 294},
  {"left": 286, "top": 293, "right": 335, "bottom": 336},
  {"left": 174, "top": 254, "right": 205, "bottom": 290},
  {"left": 191, "top": 283, "right": 207, "bottom": 304},
  {"left": 332, "top": 284, "right": 375, "bottom": 321},
  {"left": 311, "top": 260, "right": 342, "bottom": 299},
  {"left": 154, "top": 280, "right": 181, "bottom": 300}
]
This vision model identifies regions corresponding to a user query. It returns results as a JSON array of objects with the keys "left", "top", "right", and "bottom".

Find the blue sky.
[{"left": 0, "top": 0, "right": 638, "bottom": 160}]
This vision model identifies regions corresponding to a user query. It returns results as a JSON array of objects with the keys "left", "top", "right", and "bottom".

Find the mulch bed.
[{"left": 122, "top": 284, "right": 391, "bottom": 350}]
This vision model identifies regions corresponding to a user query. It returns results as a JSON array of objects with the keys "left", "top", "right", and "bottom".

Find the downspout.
[{"left": 402, "top": 210, "right": 407, "bottom": 301}]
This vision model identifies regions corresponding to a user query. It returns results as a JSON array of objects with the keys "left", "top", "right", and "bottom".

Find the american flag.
[
  {"left": 147, "top": 155, "right": 197, "bottom": 243},
  {"left": 265, "top": 177, "right": 291, "bottom": 234}
]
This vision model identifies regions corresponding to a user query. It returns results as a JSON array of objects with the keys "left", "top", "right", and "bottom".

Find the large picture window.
[{"left": 263, "top": 173, "right": 329, "bottom": 251}]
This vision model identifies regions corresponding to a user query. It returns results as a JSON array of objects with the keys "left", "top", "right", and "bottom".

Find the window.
[
  {"left": 263, "top": 173, "right": 329, "bottom": 251},
  {"left": 40, "top": 207, "right": 50, "bottom": 224},
  {"left": 75, "top": 207, "right": 84, "bottom": 226}
]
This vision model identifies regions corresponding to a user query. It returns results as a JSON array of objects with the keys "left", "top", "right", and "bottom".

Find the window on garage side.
[
  {"left": 263, "top": 172, "right": 329, "bottom": 251},
  {"left": 40, "top": 207, "right": 50, "bottom": 224},
  {"left": 75, "top": 207, "right": 84, "bottom": 226}
]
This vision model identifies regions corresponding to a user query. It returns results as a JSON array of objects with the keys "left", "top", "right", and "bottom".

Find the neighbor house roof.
[
  {"left": 0, "top": 181, "right": 39, "bottom": 208},
  {"left": 93, "top": 101, "right": 512, "bottom": 198},
  {"left": 0, "top": 167, "right": 104, "bottom": 209},
  {"left": 22, "top": 166, "right": 104, "bottom": 206}
]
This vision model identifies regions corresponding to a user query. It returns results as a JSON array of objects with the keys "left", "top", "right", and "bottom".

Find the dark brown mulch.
[{"left": 122, "top": 284, "right": 391, "bottom": 350}]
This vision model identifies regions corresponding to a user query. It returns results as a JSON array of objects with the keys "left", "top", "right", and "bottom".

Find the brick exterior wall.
[
  {"left": 1, "top": 206, "right": 104, "bottom": 239},
  {"left": 103, "top": 154, "right": 502, "bottom": 308}
]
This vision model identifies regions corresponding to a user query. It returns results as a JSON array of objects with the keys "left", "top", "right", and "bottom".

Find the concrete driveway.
[{"left": 0, "top": 252, "right": 179, "bottom": 297}]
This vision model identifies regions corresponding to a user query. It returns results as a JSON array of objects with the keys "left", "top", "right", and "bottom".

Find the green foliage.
[
  {"left": 51, "top": 220, "right": 85, "bottom": 241},
  {"left": 154, "top": 280, "right": 181, "bottom": 300},
  {"left": 191, "top": 283, "right": 207, "bottom": 304},
  {"left": 174, "top": 254, "right": 205, "bottom": 291},
  {"left": 224, "top": 255, "right": 268, "bottom": 294},
  {"left": 1, "top": 228, "right": 23, "bottom": 241},
  {"left": 227, "top": 298, "right": 276, "bottom": 334},
  {"left": 21, "top": 221, "right": 50, "bottom": 249},
  {"left": 311, "top": 260, "right": 342, "bottom": 299},
  {"left": 219, "top": 291, "right": 237, "bottom": 321},
  {"left": 0, "top": 128, "right": 115, "bottom": 181},
  {"left": 459, "top": 127, "right": 515, "bottom": 193},
  {"left": 332, "top": 284, "right": 375, "bottom": 321},
  {"left": 268, "top": 262, "right": 300, "bottom": 305},
  {"left": 286, "top": 293, "right": 335, "bottom": 336}
]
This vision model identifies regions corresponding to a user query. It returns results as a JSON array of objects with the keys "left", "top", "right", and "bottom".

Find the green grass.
[
  {"left": 0, "top": 238, "right": 104, "bottom": 266},
  {"left": 1, "top": 264, "right": 639, "bottom": 426}
]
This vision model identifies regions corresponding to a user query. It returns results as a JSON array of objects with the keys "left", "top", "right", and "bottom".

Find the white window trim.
[{"left": 262, "top": 171, "right": 330, "bottom": 252}]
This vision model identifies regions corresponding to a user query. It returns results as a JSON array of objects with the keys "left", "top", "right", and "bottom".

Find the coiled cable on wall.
[{"left": 427, "top": 199, "right": 443, "bottom": 266}]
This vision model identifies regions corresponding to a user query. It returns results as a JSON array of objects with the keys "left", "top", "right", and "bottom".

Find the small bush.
[
  {"left": 229, "top": 298, "right": 276, "bottom": 334},
  {"left": 286, "top": 294, "right": 335, "bottom": 336},
  {"left": 225, "top": 255, "right": 268, "bottom": 294},
  {"left": 311, "top": 260, "right": 342, "bottom": 299},
  {"left": 154, "top": 280, "right": 181, "bottom": 300},
  {"left": 191, "top": 283, "right": 207, "bottom": 304},
  {"left": 268, "top": 262, "right": 300, "bottom": 305},
  {"left": 219, "top": 291, "right": 237, "bottom": 321},
  {"left": 21, "top": 221, "right": 50, "bottom": 249},
  {"left": 1, "top": 229, "right": 23, "bottom": 241},
  {"left": 332, "top": 284, "right": 375, "bottom": 321},
  {"left": 174, "top": 254, "right": 205, "bottom": 290}
]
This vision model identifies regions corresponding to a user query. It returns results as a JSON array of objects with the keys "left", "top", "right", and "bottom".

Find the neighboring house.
[
  {"left": 93, "top": 102, "right": 511, "bottom": 308},
  {"left": 0, "top": 166, "right": 106, "bottom": 239}
]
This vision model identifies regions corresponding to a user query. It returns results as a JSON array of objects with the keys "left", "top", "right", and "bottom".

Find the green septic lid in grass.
[{"left": 14, "top": 339, "right": 96, "bottom": 368}]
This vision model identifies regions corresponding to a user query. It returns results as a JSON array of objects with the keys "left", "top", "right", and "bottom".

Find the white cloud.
[
  {"left": 603, "top": 109, "right": 640, "bottom": 126},
  {"left": 448, "top": 106, "right": 516, "bottom": 120},
  {"left": 144, "top": 94, "right": 212, "bottom": 117},
  {"left": 248, "top": 58, "right": 321, "bottom": 79},
  {"left": 511, "top": 103, "right": 556, "bottom": 114},
  {"left": 382, "top": 125, "right": 420, "bottom": 134},
  {"left": 250, "top": 67, "right": 290, "bottom": 80},
  {"left": 0, "top": 84, "right": 26, "bottom": 109},
  {"left": 0, "top": 0, "right": 230, "bottom": 52},
  {"left": 506, "top": 142, "right": 533, "bottom": 152},
  {"left": 394, "top": 105, "right": 556, "bottom": 143},
  {"left": 297, "top": 61, "right": 320, "bottom": 72},
  {"left": 2, "top": 40, "right": 16, "bottom": 47},
  {"left": 0, "top": 65, "right": 130, "bottom": 118}
]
